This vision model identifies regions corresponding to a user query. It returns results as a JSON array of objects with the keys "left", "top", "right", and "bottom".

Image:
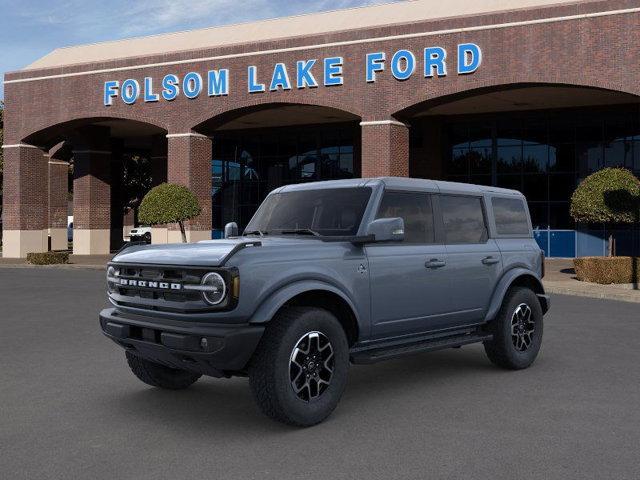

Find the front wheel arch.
[{"left": 249, "top": 282, "right": 361, "bottom": 346}]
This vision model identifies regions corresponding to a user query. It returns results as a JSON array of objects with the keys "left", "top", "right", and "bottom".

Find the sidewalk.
[
  {"left": 544, "top": 259, "right": 640, "bottom": 304},
  {"left": 0, "top": 254, "right": 112, "bottom": 270}
]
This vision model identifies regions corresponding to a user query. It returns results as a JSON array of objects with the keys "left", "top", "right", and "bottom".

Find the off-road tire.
[
  {"left": 125, "top": 351, "right": 201, "bottom": 389},
  {"left": 484, "top": 287, "right": 544, "bottom": 370},
  {"left": 248, "top": 307, "right": 349, "bottom": 427}
]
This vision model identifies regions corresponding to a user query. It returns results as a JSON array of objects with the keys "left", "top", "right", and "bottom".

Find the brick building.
[{"left": 3, "top": 0, "right": 640, "bottom": 257}]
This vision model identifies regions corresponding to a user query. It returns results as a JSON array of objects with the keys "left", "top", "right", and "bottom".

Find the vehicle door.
[
  {"left": 365, "top": 190, "right": 451, "bottom": 339},
  {"left": 439, "top": 194, "right": 502, "bottom": 326}
]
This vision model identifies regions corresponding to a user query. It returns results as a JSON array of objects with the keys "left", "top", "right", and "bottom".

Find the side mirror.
[
  {"left": 224, "top": 222, "right": 239, "bottom": 238},
  {"left": 365, "top": 217, "right": 405, "bottom": 243}
]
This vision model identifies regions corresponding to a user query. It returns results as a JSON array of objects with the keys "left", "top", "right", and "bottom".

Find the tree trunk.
[
  {"left": 178, "top": 221, "right": 187, "bottom": 243},
  {"left": 608, "top": 233, "right": 614, "bottom": 257}
]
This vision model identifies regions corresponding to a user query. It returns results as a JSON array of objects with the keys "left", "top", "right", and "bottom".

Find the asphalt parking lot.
[{"left": 1, "top": 268, "right": 639, "bottom": 480}]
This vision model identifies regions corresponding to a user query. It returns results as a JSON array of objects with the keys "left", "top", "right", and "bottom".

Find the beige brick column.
[
  {"left": 166, "top": 132, "right": 212, "bottom": 243},
  {"left": 72, "top": 148, "right": 112, "bottom": 254},
  {"left": 360, "top": 120, "right": 410, "bottom": 178},
  {"left": 48, "top": 159, "right": 69, "bottom": 251},
  {"left": 1, "top": 144, "right": 49, "bottom": 258},
  {"left": 71, "top": 127, "right": 112, "bottom": 255}
]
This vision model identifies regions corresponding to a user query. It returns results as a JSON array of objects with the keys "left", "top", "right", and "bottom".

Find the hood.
[{"left": 111, "top": 236, "right": 320, "bottom": 267}]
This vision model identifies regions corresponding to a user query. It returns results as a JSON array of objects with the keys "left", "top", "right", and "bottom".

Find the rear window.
[
  {"left": 440, "top": 195, "right": 487, "bottom": 244},
  {"left": 492, "top": 197, "right": 530, "bottom": 235}
]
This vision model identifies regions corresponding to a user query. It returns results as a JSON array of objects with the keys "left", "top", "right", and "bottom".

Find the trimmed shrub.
[
  {"left": 570, "top": 168, "right": 640, "bottom": 224},
  {"left": 27, "top": 251, "right": 70, "bottom": 265},
  {"left": 570, "top": 168, "right": 640, "bottom": 256},
  {"left": 573, "top": 256, "right": 640, "bottom": 284},
  {"left": 138, "top": 183, "right": 202, "bottom": 243}
]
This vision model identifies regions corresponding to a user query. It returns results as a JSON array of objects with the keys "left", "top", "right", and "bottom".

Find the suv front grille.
[{"left": 108, "top": 264, "right": 211, "bottom": 313}]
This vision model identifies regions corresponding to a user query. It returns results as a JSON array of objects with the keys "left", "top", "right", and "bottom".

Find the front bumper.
[{"left": 99, "top": 308, "right": 264, "bottom": 377}]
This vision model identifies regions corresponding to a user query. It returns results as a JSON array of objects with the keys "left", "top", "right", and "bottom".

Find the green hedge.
[
  {"left": 574, "top": 256, "right": 640, "bottom": 284},
  {"left": 27, "top": 251, "right": 70, "bottom": 265}
]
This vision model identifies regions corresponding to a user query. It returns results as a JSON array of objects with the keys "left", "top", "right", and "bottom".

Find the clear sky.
[{"left": 0, "top": 0, "right": 400, "bottom": 100}]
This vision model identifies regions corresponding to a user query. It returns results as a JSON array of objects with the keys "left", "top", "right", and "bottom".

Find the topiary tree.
[
  {"left": 138, "top": 183, "right": 202, "bottom": 243},
  {"left": 570, "top": 168, "right": 640, "bottom": 256}
]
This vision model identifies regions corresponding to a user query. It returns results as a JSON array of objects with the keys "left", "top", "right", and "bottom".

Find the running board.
[{"left": 350, "top": 332, "right": 492, "bottom": 365}]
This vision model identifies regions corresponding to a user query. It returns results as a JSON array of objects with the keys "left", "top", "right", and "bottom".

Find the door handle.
[
  {"left": 425, "top": 259, "right": 446, "bottom": 269},
  {"left": 482, "top": 256, "right": 500, "bottom": 265}
]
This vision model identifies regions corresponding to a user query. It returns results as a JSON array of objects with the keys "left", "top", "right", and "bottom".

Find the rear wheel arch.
[
  {"left": 485, "top": 269, "right": 546, "bottom": 322},
  {"left": 509, "top": 273, "right": 545, "bottom": 296}
]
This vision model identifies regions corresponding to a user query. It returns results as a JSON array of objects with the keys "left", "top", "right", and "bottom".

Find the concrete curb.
[
  {"left": 544, "top": 281, "right": 640, "bottom": 304},
  {"left": 0, "top": 263, "right": 106, "bottom": 271}
]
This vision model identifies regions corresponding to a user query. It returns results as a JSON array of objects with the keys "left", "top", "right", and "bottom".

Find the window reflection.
[
  {"left": 211, "top": 123, "right": 358, "bottom": 236},
  {"left": 444, "top": 106, "right": 640, "bottom": 230}
]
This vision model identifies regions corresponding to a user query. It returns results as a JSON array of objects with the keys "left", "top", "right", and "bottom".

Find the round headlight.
[
  {"left": 201, "top": 272, "right": 226, "bottom": 305},
  {"left": 107, "top": 266, "right": 117, "bottom": 293}
]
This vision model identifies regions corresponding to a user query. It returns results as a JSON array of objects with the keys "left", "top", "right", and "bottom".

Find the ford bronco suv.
[{"left": 100, "top": 178, "right": 549, "bottom": 426}]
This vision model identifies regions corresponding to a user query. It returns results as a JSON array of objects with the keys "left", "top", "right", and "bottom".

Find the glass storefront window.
[
  {"left": 450, "top": 147, "right": 469, "bottom": 175},
  {"left": 496, "top": 174, "right": 522, "bottom": 191},
  {"left": 528, "top": 203, "right": 549, "bottom": 230},
  {"left": 604, "top": 140, "right": 632, "bottom": 168},
  {"left": 523, "top": 144, "right": 548, "bottom": 173},
  {"left": 469, "top": 146, "right": 492, "bottom": 174},
  {"left": 522, "top": 174, "right": 547, "bottom": 202},
  {"left": 443, "top": 105, "right": 640, "bottom": 230},
  {"left": 549, "top": 202, "right": 573, "bottom": 229},
  {"left": 634, "top": 142, "right": 640, "bottom": 170},
  {"left": 497, "top": 145, "right": 522, "bottom": 174},
  {"left": 549, "top": 144, "right": 575, "bottom": 173},
  {"left": 577, "top": 143, "right": 603, "bottom": 175},
  {"left": 211, "top": 123, "right": 358, "bottom": 235}
]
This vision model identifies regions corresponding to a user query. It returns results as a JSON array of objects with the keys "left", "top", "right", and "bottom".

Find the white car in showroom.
[{"left": 128, "top": 226, "right": 152, "bottom": 243}]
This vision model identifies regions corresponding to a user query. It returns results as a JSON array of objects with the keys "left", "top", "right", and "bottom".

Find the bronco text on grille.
[{"left": 107, "top": 265, "right": 237, "bottom": 313}]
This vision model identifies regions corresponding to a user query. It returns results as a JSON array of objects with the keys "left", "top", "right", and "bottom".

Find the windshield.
[{"left": 245, "top": 187, "right": 372, "bottom": 237}]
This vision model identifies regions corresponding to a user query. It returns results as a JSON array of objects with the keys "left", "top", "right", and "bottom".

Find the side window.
[
  {"left": 492, "top": 197, "right": 530, "bottom": 235},
  {"left": 440, "top": 195, "right": 487, "bottom": 244},
  {"left": 376, "top": 191, "right": 435, "bottom": 244}
]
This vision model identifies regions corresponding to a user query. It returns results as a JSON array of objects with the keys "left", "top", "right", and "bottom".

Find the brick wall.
[
  {"left": 361, "top": 123, "right": 410, "bottom": 177},
  {"left": 4, "top": 0, "right": 640, "bottom": 147},
  {"left": 3, "top": 146, "right": 48, "bottom": 230},
  {"left": 167, "top": 134, "right": 212, "bottom": 231}
]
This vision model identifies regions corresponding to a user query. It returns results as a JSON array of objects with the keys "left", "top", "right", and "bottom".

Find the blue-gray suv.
[{"left": 100, "top": 177, "right": 549, "bottom": 426}]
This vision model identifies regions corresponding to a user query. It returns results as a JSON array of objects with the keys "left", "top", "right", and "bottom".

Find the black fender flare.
[
  {"left": 249, "top": 279, "right": 361, "bottom": 328},
  {"left": 484, "top": 268, "right": 547, "bottom": 322}
]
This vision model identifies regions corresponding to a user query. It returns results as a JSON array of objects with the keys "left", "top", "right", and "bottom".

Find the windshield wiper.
[
  {"left": 244, "top": 230, "right": 267, "bottom": 237},
  {"left": 278, "top": 228, "right": 321, "bottom": 237}
]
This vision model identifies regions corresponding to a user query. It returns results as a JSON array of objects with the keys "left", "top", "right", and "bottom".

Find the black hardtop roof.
[{"left": 276, "top": 177, "right": 523, "bottom": 197}]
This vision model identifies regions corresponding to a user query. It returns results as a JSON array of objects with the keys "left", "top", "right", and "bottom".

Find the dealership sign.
[{"left": 103, "top": 43, "right": 482, "bottom": 106}]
